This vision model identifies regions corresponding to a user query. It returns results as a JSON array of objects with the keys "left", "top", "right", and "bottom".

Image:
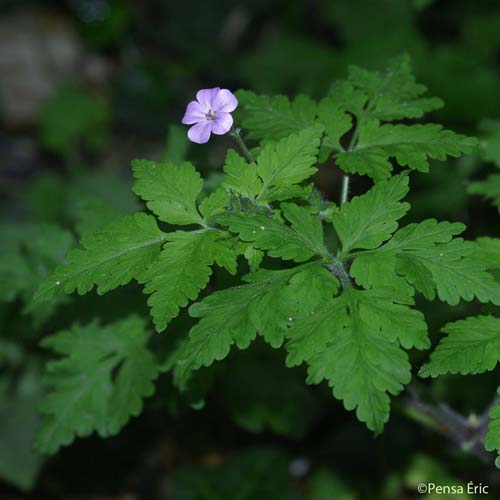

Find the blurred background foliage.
[{"left": 1, "top": 0, "right": 500, "bottom": 498}]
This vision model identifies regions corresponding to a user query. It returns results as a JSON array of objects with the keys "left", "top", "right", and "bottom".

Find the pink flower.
[{"left": 181, "top": 88, "right": 238, "bottom": 144}]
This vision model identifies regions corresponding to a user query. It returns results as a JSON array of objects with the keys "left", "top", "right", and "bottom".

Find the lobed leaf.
[
  {"left": 141, "top": 230, "right": 237, "bottom": 332},
  {"left": 173, "top": 264, "right": 336, "bottom": 390},
  {"left": 286, "top": 287, "right": 424, "bottom": 432},
  {"left": 236, "top": 91, "right": 317, "bottom": 142},
  {"left": 255, "top": 127, "right": 323, "bottom": 203},
  {"left": 332, "top": 174, "right": 410, "bottom": 255},
  {"left": 420, "top": 316, "right": 500, "bottom": 377},
  {"left": 336, "top": 121, "right": 478, "bottom": 181},
  {"left": 35, "top": 316, "right": 158, "bottom": 454},
  {"left": 486, "top": 390, "right": 500, "bottom": 468},
  {"left": 34, "top": 213, "right": 166, "bottom": 302},
  {"left": 218, "top": 203, "right": 329, "bottom": 262},
  {"left": 347, "top": 54, "right": 444, "bottom": 121},
  {"left": 132, "top": 160, "right": 204, "bottom": 226}
]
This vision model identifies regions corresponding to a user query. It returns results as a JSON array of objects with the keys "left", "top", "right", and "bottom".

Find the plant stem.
[
  {"left": 326, "top": 261, "right": 352, "bottom": 288},
  {"left": 340, "top": 175, "right": 350, "bottom": 205},
  {"left": 230, "top": 128, "right": 255, "bottom": 163},
  {"left": 403, "top": 385, "right": 495, "bottom": 464},
  {"left": 338, "top": 112, "right": 362, "bottom": 205}
]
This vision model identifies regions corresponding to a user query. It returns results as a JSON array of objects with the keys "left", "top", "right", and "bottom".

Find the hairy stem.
[
  {"left": 404, "top": 386, "right": 495, "bottom": 464},
  {"left": 340, "top": 175, "right": 350, "bottom": 205},
  {"left": 326, "top": 260, "right": 352, "bottom": 288},
  {"left": 230, "top": 128, "right": 255, "bottom": 163},
  {"left": 338, "top": 111, "right": 362, "bottom": 205}
]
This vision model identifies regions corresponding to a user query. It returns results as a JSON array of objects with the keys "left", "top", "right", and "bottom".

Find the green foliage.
[
  {"left": 39, "top": 85, "right": 110, "bottom": 154},
  {"left": 420, "top": 316, "right": 500, "bottom": 377},
  {"left": 0, "top": 368, "right": 44, "bottom": 491},
  {"left": 223, "top": 149, "right": 262, "bottom": 198},
  {"left": 219, "top": 203, "right": 329, "bottom": 262},
  {"left": 173, "top": 264, "right": 335, "bottom": 390},
  {"left": 332, "top": 174, "right": 410, "bottom": 255},
  {"left": 336, "top": 122, "right": 477, "bottom": 181},
  {"left": 0, "top": 223, "right": 74, "bottom": 324},
  {"left": 34, "top": 213, "right": 166, "bottom": 302},
  {"left": 163, "top": 125, "right": 190, "bottom": 164},
  {"left": 486, "top": 391, "right": 500, "bottom": 468},
  {"left": 30, "top": 56, "right": 492, "bottom": 453},
  {"left": 239, "top": 55, "right": 478, "bottom": 182},
  {"left": 35, "top": 316, "right": 158, "bottom": 454},
  {"left": 141, "top": 230, "right": 237, "bottom": 331},
  {"left": 479, "top": 119, "right": 500, "bottom": 167},
  {"left": 474, "top": 237, "right": 500, "bottom": 270},
  {"left": 351, "top": 219, "right": 500, "bottom": 306},
  {"left": 345, "top": 54, "right": 444, "bottom": 121},
  {"left": 236, "top": 91, "right": 317, "bottom": 142},
  {"left": 468, "top": 120, "right": 500, "bottom": 211},
  {"left": 132, "top": 160, "right": 205, "bottom": 226},
  {"left": 286, "top": 287, "right": 427, "bottom": 433},
  {"left": 255, "top": 127, "right": 323, "bottom": 202},
  {"left": 469, "top": 175, "right": 500, "bottom": 211}
]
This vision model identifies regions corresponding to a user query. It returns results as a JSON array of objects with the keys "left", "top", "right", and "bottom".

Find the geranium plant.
[{"left": 31, "top": 55, "right": 500, "bottom": 468}]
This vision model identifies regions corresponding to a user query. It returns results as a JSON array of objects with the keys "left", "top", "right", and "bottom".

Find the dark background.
[{"left": 1, "top": 0, "right": 500, "bottom": 498}]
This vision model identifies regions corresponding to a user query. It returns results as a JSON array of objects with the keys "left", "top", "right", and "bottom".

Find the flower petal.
[
  {"left": 182, "top": 101, "right": 206, "bottom": 124},
  {"left": 187, "top": 121, "right": 213, "bottom": 144},
  {"left": 196, "top": 88, "right": 220, "bottom": 110},
  {"left": 213, "top": 89, "right": 238, "bottom": 113},
  {"left": 211, "top": 112, "right": 233, "bottom": 135}
]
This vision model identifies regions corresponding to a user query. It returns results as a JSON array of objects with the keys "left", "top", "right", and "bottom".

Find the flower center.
[{"left": 205, "top": 109, "right": 217, "bottom": 121}]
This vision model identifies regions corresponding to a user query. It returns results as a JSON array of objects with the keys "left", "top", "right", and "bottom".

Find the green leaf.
[
  {"left": 336, "top": 121, "right": 478, "bottom": 181},
  {"left": 350, "top": 252, "right": 414, "bottom": 297},
  {"left": 141, "top": 230, "right": 237, "bottom": 332},
  {"left": 73, "top": 196, "right": 125, "bottom": 237},
  {"left": 332, "top": 174, "right": 410, "bottom": 255},
  {"left": 34, "top": 213, "right": 166, "bottom": 302},
  {"left": 173, "top": 263, "right": 334, "bottom": 390},
  {"left": 347, "top": 54, "right": 444, "bottom": 120},
  {"left": 351, "top": 219, "right": 500, "bottom": 305},
  {"left": 39, "top": 84, "right": 109, "bottom": 153},
  {"left": 0, "top": 223, "right": 74, "bottom": 310},
  {"left": 328, "top": 81, "right": 368, "bottom": 119},
  {"left": 474, "top": 237, "right": 500, "bottom": 270},
  {"left": 162, "top": 124, "right": 190, "bottom": 164},
  {"left": 222, "top": 149, "right": 262, "bottom": 198},
  {"left": 255, "top": 127, "right": 323, "bottom": 202},
  {"left": 479, "top": 119, "right": 500, "bottom": 167},
  {"left": 383, "top": 218, "right": 466, "bottom": 252},
  {"left": 317, "top": 96, "right": 353, "bottom": 151},
  {"left": 399, "top": 238, "right": 500, "bottom": 305},
  {"left": 469, "top": 174, "right": 500, "bottom": 211},
  {"left": 286, "top": 287, "right": 422, "bottom": 433},
  {"left": 236, "top": 90, "right": 317, "bottom": 142},
  {"left": 132, "top": 160, "right": 204, "bottom": 225},
  {"left": 198, "top": 188, "right": 230, "bottom": 221},
  {"left": 0, "top": 368, "right": 45, "bottom": 491},
  {"left": 35, "top": 316, "right": 158, "bottom": 454},
  {"left": 218, "top": 203, "right": 329, "bottom": 262},
  {"left": 243, "top": 245, "right": 264, "bottom": 271},
  {"left": 420, "top": 316, "right": 500, "bottom": 377},
  {"left": 485, "top": 390, "right": 500, "bottom": 468}
]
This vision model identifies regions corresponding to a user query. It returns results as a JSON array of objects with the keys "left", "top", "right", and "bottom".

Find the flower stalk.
[{"left": 230, "top": 127, "right": 255, "bottom": 163}]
